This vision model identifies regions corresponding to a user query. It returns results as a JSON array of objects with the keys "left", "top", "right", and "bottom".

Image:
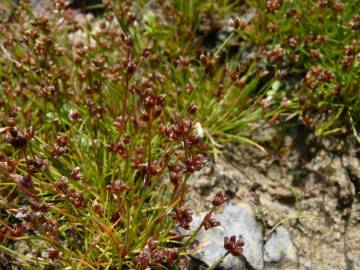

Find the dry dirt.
[{"left": 186, "top": 124, "right": 360, "bottom": 270}]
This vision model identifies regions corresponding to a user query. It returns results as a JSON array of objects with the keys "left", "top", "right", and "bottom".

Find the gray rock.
[
  {"left": 342, "top": 155, "right": 360, "bottom": 200},
  {"left": 263, "top": 226, "right": 297, "bottom": 264},
  {"left": 187, "top": 161, "right": 217, "bottom": 191},
  {"left": 250, "top": 122, "right": 277, "bottom": 143},
  {"left": 328, "top": 157, "right": 355, "bottom": 208},
  {"left": 188, "top": 203, "right": 263, "bottom": 270},
  {"left": 216, "top": 173, "right": 238, "bottom": 197}
]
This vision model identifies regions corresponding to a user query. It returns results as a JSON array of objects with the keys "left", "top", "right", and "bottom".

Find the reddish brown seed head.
[
  {"left": 224, "top": 235, "right": 245, "bottom": 256},
  {"left": 212, "top": 191, "right": 226, "bottom": 207}
]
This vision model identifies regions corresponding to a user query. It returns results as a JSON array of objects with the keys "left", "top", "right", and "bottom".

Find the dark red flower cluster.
[
  {"left": 0, "top": 127, "right": 34, "bottom": 149},
  {"left": 92, "top": 200, "right": 104, "bottom": 217},
  {"left": 113, "top": 115, "right": 128, "bottom": 130},
  {"left": 202, "top": 213, "right": 220, "bottom": 230},
  {"left": 266, "top": 46, "right": 285, "bottom": 64},
  {"left": 305, "top": 66, "right": 334, "bottom": 89},
  {"left": 13, "top": 173, "right": 36, "bottom": 195},
  {"left": 44, "top": 248, "right": 60, "bottom": 261},
  {"left": 349, "top": 14, "right": 360, "bottom": 30},
  {"left": 200, "top": 52, "right": 218, "bottom": 76},
  {"left": 0, "top": 158, "right": 17, "bottom": 174},
  {"left": 55, "top": 176, "right": 84, "bottom": 207},
  {"left": 168, "top": 162, "right": 184, "bottom": 188},
  {"left": 163, "top": 118, "right": 192, "bottom": 141},
  {"left": 266, "top": 0, "right": 282, "bottom": 13},
  {"left": 106, "top": 180, "right": 128, "bottom": 198},
  {"left": 29, "top": 199, "right": 50, "bottom": 212},
  {"left": 107, "top": 142, "right": 127, "bottom": 158},
  {"left": 5, "top": 200, "right": 56, "bottom": 241},
  {"left": 341, "top": 39, "right": 358, "bottom": 69},
  {"left": 139, "top": 89, "right": 165, "bottom": 121},
  {"left": 185, "top": 154, "right": 206, "bottom": 173},
  {"left": 85, "top": 98, "right": 104, "bottom": 119},
  {"left": 133, "top": 252, "right": 150, "bottom": 270},
  {"left": 171, "top": 208, "right": 193, "bottom": 230},
  {"left": 332, "top": 1, "right": 344, "bottom": 12},
  {"left": 162, "top": 117, "right": 202, "bottom": 153},
  {"left": 133, "top": 238, "right": 179, "bottom": 270},
  {"left": 229, "top": 17, "right": 247, "bottom": 30},
  {"left": 66, "top": 188, "right": 84, "bottom": 208},
  {"left": 212, "top": 191, "right": 226, "bottom": 207},
  {"left": 136, "top": 159, "right": 162, "bottom": 185},
  {"left": 27, "top": 156, "right": 49, "bottom": 174},
  {"left": 9, "top": 224, "right": 27, "bottom": 238},
  {"left": 224, "top": 235, "right": 245, "bottom": 256},
  {"left": 44, "top": 134, "right": 69, "bottom": 158},
  {"left": 70, "top": 167, "right": 82, "bottom": 181},
  {"left": 187, "top": 103, "right": 198, "bottom": 115},
  {"left": 318, "top": 0, "right": 329, "bottom": 8}
]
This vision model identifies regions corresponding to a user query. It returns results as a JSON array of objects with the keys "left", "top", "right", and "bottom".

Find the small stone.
[
  {"left": 188, "top": 203, "right": 264, "bottom": 269},
  {"left": 187, "top": 162, "right": 216, "bottom": 190},
  {"left": 304, "top": 259, "right": 312, "bottom": 269},
  {"left": 216, "top": 174, "right": 238, "bottom": 197},
  {"left": 235, "top": 186, "right": 255, "bottom": 204},
  {"left": 251, "top": 122, "right": 277, "bottom": 143},
  {"left": 270, "top": 186, "right": 296, "bottom": 205},
  {"left": 263, "top": 226, "right": 297, "bottom": 264}
]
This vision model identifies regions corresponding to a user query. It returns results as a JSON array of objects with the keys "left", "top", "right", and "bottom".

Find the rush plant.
[{"left": 0, "top": 1, "right": 252, "bottom": 269}]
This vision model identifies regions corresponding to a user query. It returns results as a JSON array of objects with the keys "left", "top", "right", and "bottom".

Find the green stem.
[
  {"left": 183, "top": 208, "right": 215, "bottom": 248},
  {"left": 214, "top": 32, "right": 234, "bottom": 57},
  {"left": 145, "top": 115, "right": 152, "bottom": 186},
  {"left": 207, "top": 251, "right": 230, "bottom": 270}
]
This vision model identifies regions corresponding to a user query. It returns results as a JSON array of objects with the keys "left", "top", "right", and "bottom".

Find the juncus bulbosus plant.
[{"left": 0, "top": 1, "right": 251, "bottom": 269}]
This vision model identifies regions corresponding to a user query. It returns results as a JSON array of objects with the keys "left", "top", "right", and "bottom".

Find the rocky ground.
[{"left": 185, "top": 124, "right": 360, "bottom": 270}]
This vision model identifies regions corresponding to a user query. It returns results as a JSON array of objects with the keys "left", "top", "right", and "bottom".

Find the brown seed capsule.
[
  {"left": 70, "top": 167, "right": 82, "bottom": 181},
  {"left": 228, "top": 17, "right": 244, "bottom": 29},
  {"left": 92, "top": 200, "right": 104, "bottom": 217},
  {"left": 212, "top": 192, "right": 225, "bottom": 207},
  {"left": 276, "top": 69, "right": 288, "bottom": 79},
  {"left": 67, "top": 189, "right": 84, "bottom": 208},
  {"left": 332, "top": 1, "right": 344, "bottom": 12},
  {"left": 349, "top": 15, "right": 360, "bottom": 30},
  {"left": 202, "top": 212, "right": 220, "bottom": 230},
  {"left": 142, "top": 48, "right": 151, "bottom": 58},
  {"left": 185, "top": 154, "right": 205, "bottom": 173},
  {"left": 55, "top": 176, "right": 68, "bottom": 192},
  {"left": 309, "top": 49, "right": 322, "bottom": 59},
  {"left": 127, "top": 62, "right": 137, "bottom": 74},
  {"left": 188, "top": 104, "right": 198, "bottom": 114},
  {"left": 17, "top": 174, "right": 35, "bottom": 193},
  {"left": 266, "top": 0, "right": 282, "bottom": 13},
  {"left": 153, "top": 105, "right": 162, "bottom": 118},
  {"left": 266, "top": 46, "right": 285, "bottom": 64},
  {"left": 224, "top": 235, "right": 244, "bottom": 256},
  {"left": 318, "top": 0, "right": 329, "bottom": 8},
  {"left": 134, "top": 252, "right": 150, "bottom": 270},
  {"left": 171, "top": 208, "right": 193, "bottom": 230},
  {"left": 4, "top": 127, "right": 28, "bottom": 148}
]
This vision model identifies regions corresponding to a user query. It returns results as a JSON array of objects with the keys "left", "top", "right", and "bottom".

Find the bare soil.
[{"left": 187, "top": 124, "right": 360, "bottom": 270}]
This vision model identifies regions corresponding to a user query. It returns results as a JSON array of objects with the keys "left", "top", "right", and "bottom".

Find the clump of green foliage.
[
  {"left": 0, "top": 0, "right": 258, "bottom": 269},
  {"left": 243, "top": 0, "right": 360, "bottom": 138}
]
